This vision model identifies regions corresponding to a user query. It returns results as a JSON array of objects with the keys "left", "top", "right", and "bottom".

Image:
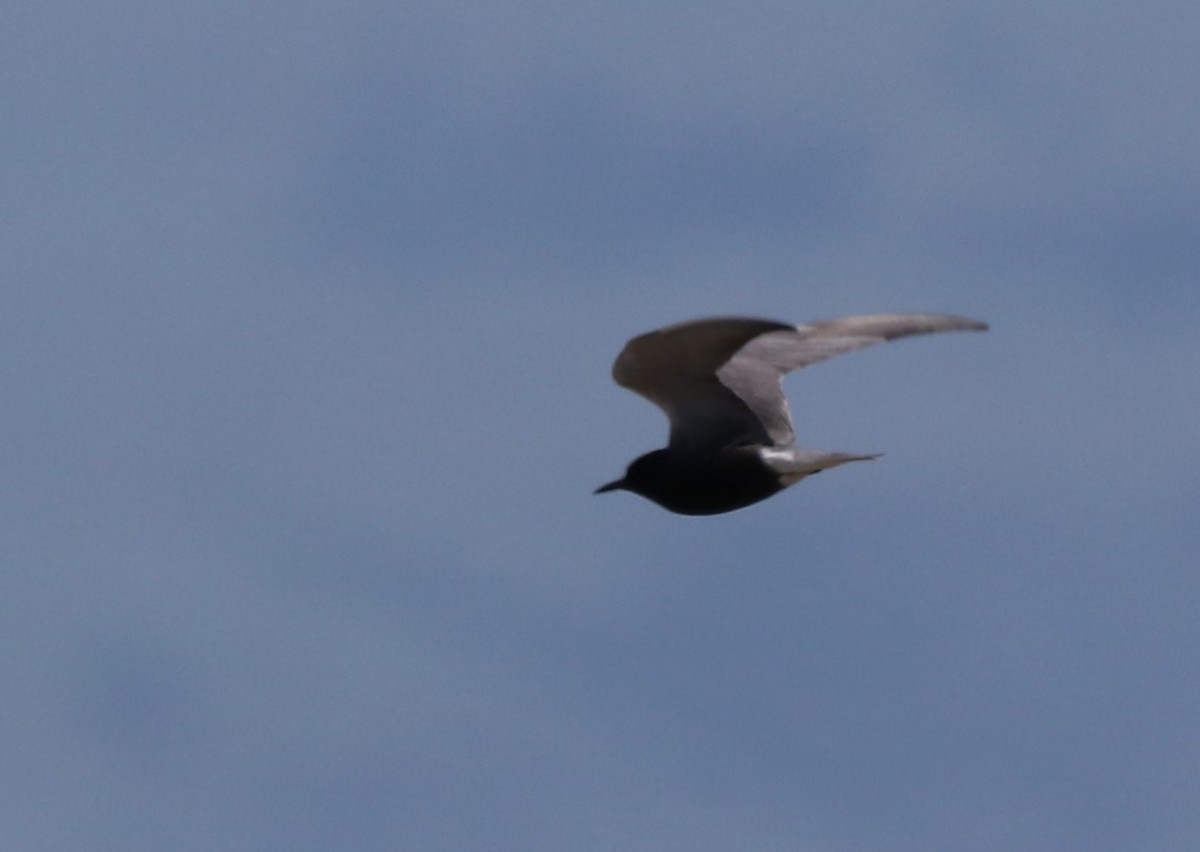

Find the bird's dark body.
[{"left": 618, "top": 448, "right": 783, "bottom": 516}]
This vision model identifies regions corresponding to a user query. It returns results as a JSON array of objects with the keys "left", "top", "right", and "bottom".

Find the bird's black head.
[{"left": 594, "top": 451, "right": 671, "bottom": 500}]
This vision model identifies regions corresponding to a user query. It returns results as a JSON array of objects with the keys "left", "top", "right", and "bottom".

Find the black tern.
[{"left": 596, "top": 313, "right": 988, "bottom": 515}]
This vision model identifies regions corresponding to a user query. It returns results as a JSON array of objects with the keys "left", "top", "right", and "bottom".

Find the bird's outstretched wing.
[
  {"left": 720, "top": 313, "right": 988, "bottom": 446},
  {"left": 612, "top": 313, "right": 988, "bottom": 451},
  {"left": 612, "top": 317, "right": 792, "bottom": 451}
]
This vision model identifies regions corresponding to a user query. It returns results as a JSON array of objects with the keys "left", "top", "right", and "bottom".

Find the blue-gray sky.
[{"left": 5, "top": 3, "right": 1199, "bottom": 850}]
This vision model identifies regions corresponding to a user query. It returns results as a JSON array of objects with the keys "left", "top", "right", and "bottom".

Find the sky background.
[{"left": 5, "top": 2, "right": 1199, "bottom": 850}]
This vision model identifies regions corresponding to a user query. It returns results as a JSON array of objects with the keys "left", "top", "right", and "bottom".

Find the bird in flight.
[{"left": 596, "top": 313, "right": 988, "bottom": 515}]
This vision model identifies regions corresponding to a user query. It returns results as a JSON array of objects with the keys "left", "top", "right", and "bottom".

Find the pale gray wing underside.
[
  {"left": 613, "top": 313, "right": 988, "bottom": 451},
  {"left": 720, "top": 313, "right": 988, "bottom": 446},
  {"left": 611, "top": 317, "right": 792, "bottom": 451}
]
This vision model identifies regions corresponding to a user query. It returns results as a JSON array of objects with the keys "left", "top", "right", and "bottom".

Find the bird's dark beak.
[{"left": 594, "top": 477, "right": 625, "bottom": 495}]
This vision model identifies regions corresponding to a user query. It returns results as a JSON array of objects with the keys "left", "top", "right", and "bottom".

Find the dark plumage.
[{"left": 595, "top": 313, "right": 988, "bottom": 515}]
